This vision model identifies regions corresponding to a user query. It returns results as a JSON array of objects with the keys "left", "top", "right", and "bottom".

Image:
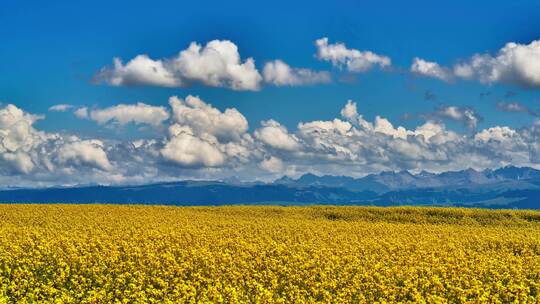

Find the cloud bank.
[{"left": 4, "top": 95, "right": 540, "bottom": 187}]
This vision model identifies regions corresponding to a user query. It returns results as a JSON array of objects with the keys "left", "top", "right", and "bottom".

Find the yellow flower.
[{"left": 0, "top": 205, "right": 538, "bottom": 303}]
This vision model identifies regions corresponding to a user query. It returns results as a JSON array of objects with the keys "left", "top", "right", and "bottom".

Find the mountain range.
[{"left": 0, "top": 166, "right": 539, "bottom": 209}]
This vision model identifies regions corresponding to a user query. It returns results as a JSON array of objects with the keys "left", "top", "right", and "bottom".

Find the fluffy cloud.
[
  {"left": 0, "top": 104, "right": 116, "bottom": 183},
  {"left": 454, "top": 40, "right": 540, "bottom": 87},
  {"left": 161, "top": 125, "right": 225, "bottom": 167},
  {"left": 168, "top": 95, "right": 248, "bottom": 141},
  {"left": 172, "top": 40, "right": 262, "bottom": 91},
  {"left": 2, "top": 152, "right": 34, "bottom": 174},
  {"left": 85, "top": 103, "right": 169, "bottom": 127},
  {"left": 373, "top": 116, "right": 409, "bottom": 139},
  {"left": 474, "top": 126, "right": 518, "bottom": 143},
  {"left": 315, "top": 37, "right": 391, "bottom": 72},
  {"left": 95, "top": 40, "right": 262, "bottom": 91},
  {"left": 263, "top": 60, "right": 331, "bottom": 86},
  {"left": 255, "top": 120, "right": 300, "bottom": 151},
  {"left": 96, "top": 55, "right": 179, "bottom": 88},
  {"left": 340, "top": 100, "right": 358, "bottom": 121},
  {"left": 57, "top": 140, "right": 113, "bottom": 171},
  {"left": 412, "top": 39, "right": 540, "bottom": 88},
  {"left": 410, "top": 57, "right": 452, "bottom": 81},
  {"left": 0, "top": 105, "right": 50, "bottom": 168},
  {"left": 160, "top": 95, "right": 254, "bottom": 168}
]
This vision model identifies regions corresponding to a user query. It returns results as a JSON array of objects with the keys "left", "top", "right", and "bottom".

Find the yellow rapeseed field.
[{"left": 0, "top": 205, "right": 539, "bottom": 303}]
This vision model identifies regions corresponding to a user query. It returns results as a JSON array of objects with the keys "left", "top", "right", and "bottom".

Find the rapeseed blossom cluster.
[{"left": 0, "top": 205, "right": 538, "bottom": 303}]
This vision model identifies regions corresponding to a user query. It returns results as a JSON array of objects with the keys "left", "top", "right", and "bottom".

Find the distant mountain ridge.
[
  {"left": 276, "top": 166, "right": 540, "bottom": 193},
  {"left": 0, "top": 166, "right": 539, "bottom": 209}
]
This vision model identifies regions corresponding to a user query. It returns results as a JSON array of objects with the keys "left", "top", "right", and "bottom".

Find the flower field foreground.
[{"left": 0, "top": 205, "right": 539, "bottom": 303}]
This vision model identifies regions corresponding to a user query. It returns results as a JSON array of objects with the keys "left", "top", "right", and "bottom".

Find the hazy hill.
[{"left": 0, "top": 166, "right": 539, "bottom": 209}]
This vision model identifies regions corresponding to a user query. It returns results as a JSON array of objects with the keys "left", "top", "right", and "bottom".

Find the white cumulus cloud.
[
  {"left": 95, "top": 40, "right": 262, "bottom": 91},
  {"left": 410, "top": 57, "right": 452, "bottom": 81},
  {"left": 86, "top": 103, "right": 169, "bottom": 127},
  {"left": 169, "top": 95, "right": 248, "bottom": 142},
  {"left": 315, "top": 37, "right": 391, "bottom": 72},
  {"left": 453, "top": 40, "right": 540, "bottom": 87},
  {"left": 411, "top": 39, "right": 540, "bottom": 88},
  {"left": 263, "top": 60, "right": 331, "bottom": 86},
  {"left": 161, "top": 125, "right": 225, "bottom": 167},
  {"left": 96, "top": 55, "right": 179, "bottom": 88},
  {"left": 255, "top": 120, "right": 300, "bottom": 151},
  {"left": 0, "top": 104, "right": 116, "bottom": 183},
  {"left": 57, "top": 140, "right": 113, "bottom": 171}
]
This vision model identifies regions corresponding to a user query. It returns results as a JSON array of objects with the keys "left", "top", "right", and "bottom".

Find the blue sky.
[
  {"left": 3, "top": 0, "right": 540, "bottom": 133},
  {"left": 1, "top": 0, "right": 540, "bottom": 186}
]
